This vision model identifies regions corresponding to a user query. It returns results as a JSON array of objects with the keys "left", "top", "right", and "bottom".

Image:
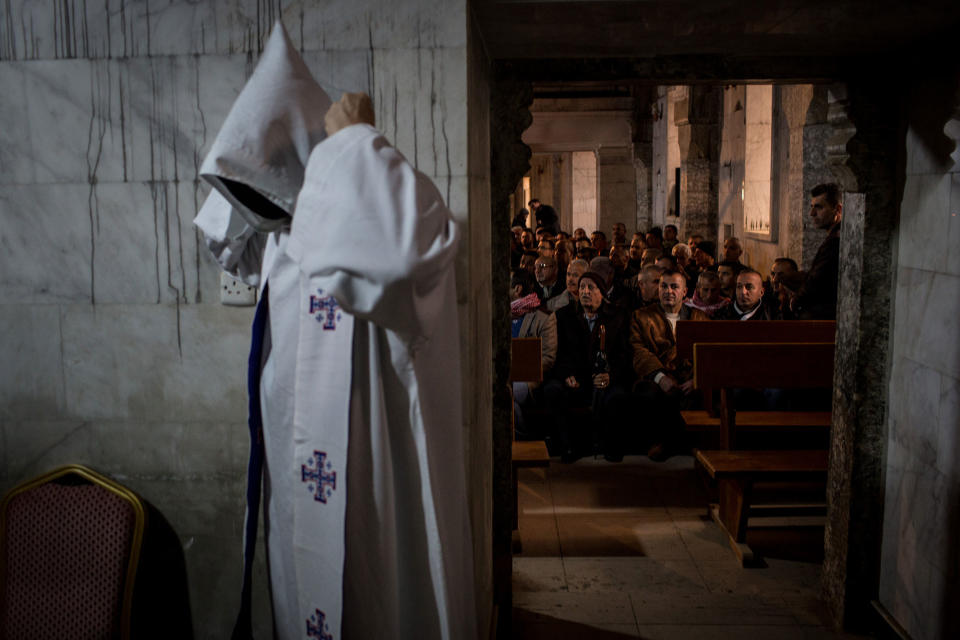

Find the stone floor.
[{"left": 511, "top": 455, "right": 871, "bottom": 639}]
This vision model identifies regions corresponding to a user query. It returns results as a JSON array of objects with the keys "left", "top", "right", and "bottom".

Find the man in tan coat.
[
  {"left": 630, "top": 269, "right": 709, "bottom": 461},
  {"left": 511, "top": 270, "right": 558, "bottom": 438}
]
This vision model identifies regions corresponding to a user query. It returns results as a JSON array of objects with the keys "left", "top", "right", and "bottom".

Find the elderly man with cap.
[
  {"left": 590, "top": 256, "right": 636, "bottom": 310},
  {"left": 544, "top": 264, "right": 634, "bottom": 463}
]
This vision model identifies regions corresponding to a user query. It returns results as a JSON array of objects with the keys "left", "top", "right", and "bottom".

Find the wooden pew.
[
  {"left": 693, "top": 341, "right": 834, "bottom": 449},
  {"left": 695, "top": 449, "right": 828, "bottom": 566},
  {"left": 676, "top": 320, "right": 836, "bottom": 436},
  {"left": 509, "top": 338, "right": 550, "bottom": 533},
  {"left": 692, "top": 341, "right": 834, "bottom": 565},
  {"left": 676, "top": 320, "right": 836, "bottom": 361}
]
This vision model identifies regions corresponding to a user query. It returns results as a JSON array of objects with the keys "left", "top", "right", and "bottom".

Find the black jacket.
[
  {"left": 715, "top": 300, "right": 775, "bottom": 321},
  {"left": 795, "top": 222, "right": 840, "bottom": 319},
  {"left": 551, "top": 301, "right": 633, "bottom": 388}
]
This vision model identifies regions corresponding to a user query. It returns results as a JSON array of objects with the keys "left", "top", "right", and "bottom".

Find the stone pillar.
[
  {"left": 631, "top": 86, "right": 655, "bottom": 234},
  {"left": 821, "top": 81, "right": 900, "bottom": 633},
  {"left": 676, "top": 85, "right": 722, "bottom": 241},
  {"left": 779, "top": 85, "right": 814, "bottom": 262},
  {"left": 801, "top": 86, "right": 833, "bottom": 268},
  {"left": 597, "top": 145, "right": 637, "bottom": 239},
  {"left": 489, "top": 73, "right": 533, "bottom": 639}
]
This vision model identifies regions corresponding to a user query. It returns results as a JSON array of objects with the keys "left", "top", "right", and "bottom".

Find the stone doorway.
[{"left": 490, "top": 63, "right": 903, "bottom": 638}]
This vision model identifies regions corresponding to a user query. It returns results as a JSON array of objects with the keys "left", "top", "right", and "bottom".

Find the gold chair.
[{"left": 0, "top": 464, "right": 146, "bottom": 639}]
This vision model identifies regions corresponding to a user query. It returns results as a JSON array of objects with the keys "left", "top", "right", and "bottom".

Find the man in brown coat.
[{"left": 630, "top": 269, "right": 709, "bottom": 461}]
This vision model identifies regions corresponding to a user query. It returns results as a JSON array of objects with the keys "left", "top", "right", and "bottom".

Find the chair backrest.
[
  {"left": 693, "top": 342, "right": 835, "bottom": 390},
  {"left": 510, "top": 337, "right": 543, "bottom": 383},
  {"left": 676, "top": 320, "right": 836, "bottom": 360},
  {"left": 0, "top": 465, "right": 145, "bottom": 640}
]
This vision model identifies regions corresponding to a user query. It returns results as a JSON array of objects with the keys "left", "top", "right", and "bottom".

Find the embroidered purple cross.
[
  {"left": 302, "top": 450, "right": 337, "bottom": 503},
  {"left": 306, "top": 608, "right": 333, "bottom": 640},
  {"left": 309, "top": 289, "right": 341, "bottom": 330}
]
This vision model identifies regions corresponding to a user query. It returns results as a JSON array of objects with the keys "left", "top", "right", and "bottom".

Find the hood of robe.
[{"left": 200, "top": 21, "right": 331, "bottom": 232}]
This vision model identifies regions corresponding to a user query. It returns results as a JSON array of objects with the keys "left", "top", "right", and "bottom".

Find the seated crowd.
[{"left": 509, "top": 208, "right": 835, "bottom": 464}]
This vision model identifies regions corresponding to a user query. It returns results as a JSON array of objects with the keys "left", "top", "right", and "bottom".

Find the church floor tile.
[{"left": 511, "top": 455, "right": 869, "bottom": 639}]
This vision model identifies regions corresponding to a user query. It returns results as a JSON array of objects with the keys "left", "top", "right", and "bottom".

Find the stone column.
[
  {"left": 489, "top": 73, "right": 533, "bottom": 639},
  {"left": 676, "top": 85, "right": 722, "bottom": 240},
  {"left": 801, "top": 86, "right": 833, "bottom": 268},
  {"left": 631, "top": 86, "right": 655, "bottom": 234},
  {"left": 779, "top": 85, "right": 814, "bottom": 262},
  {"left": 597, "top": 145, "right": 637, "bottom": 239},
  {"left": 821, "top": 81, "right": 899, "bottom": 633}
]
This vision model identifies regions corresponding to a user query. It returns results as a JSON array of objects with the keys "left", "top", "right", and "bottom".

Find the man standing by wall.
[
  {"left": 528, "top": 198, "right": 560, "bottom": 235},
  {"left": 794, "top": 183, "right": 842, "bottom": 319}
]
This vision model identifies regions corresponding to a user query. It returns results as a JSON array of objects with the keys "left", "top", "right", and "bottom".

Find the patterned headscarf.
[{"left": 511, "top": 292, "right": 541, "bottom": 318}]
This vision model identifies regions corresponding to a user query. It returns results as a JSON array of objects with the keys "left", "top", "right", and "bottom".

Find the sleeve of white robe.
[
  {"left": 193, "top": 189, "right": 267, "bottom": 287},
  {"left": 286, "top": 123, "right": 459, "bottom": 343}
]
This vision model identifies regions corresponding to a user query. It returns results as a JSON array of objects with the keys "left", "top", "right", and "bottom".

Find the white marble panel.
[
  {"left": 1, "top": 1, "right": 263, "bottom": 60},
  {"left": 0, "top": 60, "right": 94, "bottom": 183},
  {"left": 1, "top": 1, "right": 465, "bottom": 59},
  {"left": 115, "top": 55, "right": 234, "bottom": 184},
  {"left": 0, "top": 305, "right": 65, "bottom": 420},
  {"left": 0, "top": 64, "right": 32, "bottom": 183},
  {"left": 948, "top": 171, "right": 960, "bottom": 277},
  {"left": 62, "top": 304, "right": 177, "bottom": 419},
  {"left": 1, "top": 420, "right": 95, "bottom": 485},
  {"left": 0, "top": 54, "right": 244, "bottom": 186},
  {"left": 89, "top": 181, "right": 194, "bottom": 304},
  {"left": 89, "top": 421, "right": 245, "bottom": 477},
  {"left": 0, "top": 184, "right": 93, "bottom": 303},
  {"left": 880, "top": 436, "right": 954, "bottom": 640},
  {"left": 887, "top": 357, "right": 941, "bottom": 468},
  {"left": 372, "top": 47, "right": 467, "bottom": 180},
  {"left": 892, "top": 268, "right": 960, "bottom": 380},
  {"left": 171, "top": 303, "right": 253, "bottom": 421},
  {"left": 302, "top": 49, "right": 373, "bottom": 99},
  {"left": 936, "top": 374, "right": 960, "bottom": 478},
  {"left": 906, "top": 123, "right": 954, "bottom": 176},
  {"left": 897, "top": 172, "right": 952, "bottom": 273},
  {"left": 295, "top": 0, "right": 465, "bottom": 52},
  {"left": 61, "top": 303, "right": 250, "bottom": 421}
]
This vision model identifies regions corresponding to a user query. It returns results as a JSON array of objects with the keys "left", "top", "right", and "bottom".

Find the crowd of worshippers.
[{"left": 509, "top": 185, "right": 842, "bottom": 463}]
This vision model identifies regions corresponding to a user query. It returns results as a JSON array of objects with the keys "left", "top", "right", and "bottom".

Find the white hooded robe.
[{"left": 194, "top": 21, "right": 476, "bottom": 640}]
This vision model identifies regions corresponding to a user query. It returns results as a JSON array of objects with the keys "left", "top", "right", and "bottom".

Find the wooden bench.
[
  {"left": 693, "top": 341, "right": 834, "bottom": 449},
  {"left": 510, "top": 338, "right": 549, "bottom": 533},
  {"left": 675, "top": 320, "right": 836, "bottom": 446},
  {"left": 676, "top": 320, "right": 836, "bottom": 362},
  {"left": 690, "top": 340, "right": 835, "bottom": 565},
  {"left": 695, "top": 449, "right": 828, "bottom": 566}
]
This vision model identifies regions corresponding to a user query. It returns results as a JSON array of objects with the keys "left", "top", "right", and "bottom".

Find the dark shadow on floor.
[{"left": 512, "top": 613, "right": 639, "bottom": 639}]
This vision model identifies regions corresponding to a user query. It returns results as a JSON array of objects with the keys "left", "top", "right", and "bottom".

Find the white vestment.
[{"left": 194, "top": 21, "right": 476, "bottom": 640}]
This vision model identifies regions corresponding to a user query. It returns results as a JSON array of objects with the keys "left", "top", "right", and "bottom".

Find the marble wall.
[
  {"left": 879, "top": 93, "right": 960, "bottom": 639},
  {"left": 0, "top": 1, "right": 487, "bottom": 638}
]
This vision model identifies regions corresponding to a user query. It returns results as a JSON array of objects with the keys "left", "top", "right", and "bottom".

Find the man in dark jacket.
[
  {"left": 544, "top": 268, "right": 633, "bottom": 462},
  {"left": 794, "top": 183, "right": 842, "bottom": 319},
  {"left": 528, "top": 198, "right": 560, "bottom": 236},
  {"left": 715, "top": 269, "right": 774, "bottom": 321}
]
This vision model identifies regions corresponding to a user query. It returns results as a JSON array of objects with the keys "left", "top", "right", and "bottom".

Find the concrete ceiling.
[{"left": 474, "top": 1, "right": 960, "bottom": 60}]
